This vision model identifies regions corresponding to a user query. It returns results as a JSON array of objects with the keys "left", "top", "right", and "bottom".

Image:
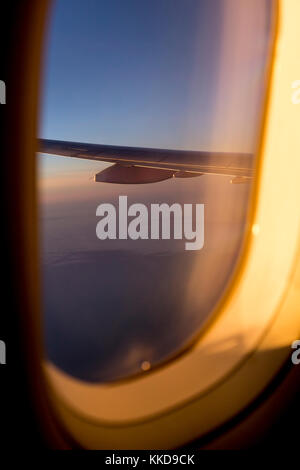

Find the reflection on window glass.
[{"left": 39, "top": 0, "right": 274, "bottom": 382}]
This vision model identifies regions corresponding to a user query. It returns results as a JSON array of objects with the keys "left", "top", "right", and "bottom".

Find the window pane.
[{"left": 39, "top": 0, "right": 274, "bottom": 382}]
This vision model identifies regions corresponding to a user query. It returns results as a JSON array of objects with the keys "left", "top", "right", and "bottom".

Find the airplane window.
[{"left": 38, "top": 0, "right": 274, "bottom": 382}]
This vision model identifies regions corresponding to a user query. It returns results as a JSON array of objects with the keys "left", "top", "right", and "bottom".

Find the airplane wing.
[{"left": 38, "top": 138, "right": 254, "bottom": 184}]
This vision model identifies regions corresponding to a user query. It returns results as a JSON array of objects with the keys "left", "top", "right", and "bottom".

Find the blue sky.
[{"left": 40, "top": 0, "right": 271, "bottom": 155}]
